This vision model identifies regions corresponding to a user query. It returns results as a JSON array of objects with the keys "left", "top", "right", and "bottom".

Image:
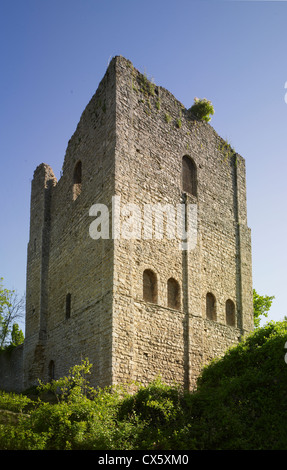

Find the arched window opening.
[
  {"left": 65, "top": 293, "right": 71, "bottom": 319},
  {"left": 143, "top": 269, "right": 158, "bottom": 304},
  {"left": 167, "top": 278, "right": 180, "bottom": 310},
  {"left": 73, "top": 160, "right": 82, "bottom": 200},
  {"left": 182, "top": 155, "right": 197, "bottom": 196},
  {"left": 48, "top": 360, "right": 55, "bottom": 382},
  {"left": 226, "top": 299, "right": 236, "bottom": 326},
  {"left": 206, "top": 292, "right": 216, "bottom": 321}
]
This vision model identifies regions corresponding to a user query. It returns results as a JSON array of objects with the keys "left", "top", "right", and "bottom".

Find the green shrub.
[
  {"left": 0, "top": 422, "right": 48, "bottom": 450},
  {"left": 0, "top": 391, "right": 33, "bottom": 413},
  {"left": 117, "top": 377, "right": 196, "bottom": 450},
  {"left": 118, "top": 378, "right": 182, "bottom": 424},
  {"left": 29, "top": 399, "right": 93, "bottom": 450},
  {"left": 187, "top": 321, "right": 287, "bottom": 449},
  {"left": 37, "top": 358, "right": 94, "bottom": 403},
  {"left": 189, "top": 97, "right": 214, "bottom": 122},
  {"left": 1, "top": 323, "right": 287, "bottom": 450}
]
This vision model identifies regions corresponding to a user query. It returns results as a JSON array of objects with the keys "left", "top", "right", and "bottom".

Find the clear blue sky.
[{"left": 1, "top": 0, "right": 287, "bottom": 332}]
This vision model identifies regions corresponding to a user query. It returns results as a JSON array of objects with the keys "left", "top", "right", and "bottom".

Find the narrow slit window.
[
  {"left": 48, "top": 360, "right": 55, "bottom": 381},
  {"left": 226, "top": 299, "right": 236, "bottom": 326},
  {"left": 206, "top": 292, "right": 216, "bottom": 321},
  {"left": 143, "top": 269, "right": 158, "bottom": 304},
  {"left": 182, "top": 155, "right": 197, "bottom": 196},
  {"left": 167, "top": 278, "right": 180, "bottom": 310},
  {"left": 73, "top": 161, "right": 82, "bottom": 200},
  {"left": 65, "top": 293, "right": 71, "bottom": 319}
]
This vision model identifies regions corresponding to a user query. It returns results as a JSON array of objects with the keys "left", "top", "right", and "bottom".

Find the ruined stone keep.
[{"left": 20, "top": 56, "right": 253, "bottom": 391}]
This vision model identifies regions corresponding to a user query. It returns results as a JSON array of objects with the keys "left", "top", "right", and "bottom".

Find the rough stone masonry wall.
[
  {"left": 0, "top": 345, "right": 23, "bottom": 393},
  {"left": 23, "top": 61, "right": 118, "bottom": 389},
  {"left": 112, "top": 57, "right": 253, "bottom": 389},
  {"left": 23, "top": 163, "right": 57, "bottom": 389}
]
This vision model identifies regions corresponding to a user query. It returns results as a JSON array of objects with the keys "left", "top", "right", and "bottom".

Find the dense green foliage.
[
  {"left": 1, "top": 321, "right": 287, "bottom": 450},
  {"left": 190, "top": 320, "right": 287, "bottom": 449},
  {"left": 189, "top": 97, "right": 214, "bottom": 122},
  {"left": 253, "top": 288, "right": 275, "bottom": 328}
]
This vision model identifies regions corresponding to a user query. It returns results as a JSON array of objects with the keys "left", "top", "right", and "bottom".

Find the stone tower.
[{"left": 23, "top": 56, "right": 253, "bottom": 391}]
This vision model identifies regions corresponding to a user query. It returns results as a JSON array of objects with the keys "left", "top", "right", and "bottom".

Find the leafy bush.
[
  {"left": 189, "top": 97, "right": 214, "bottom": 122},
  {"left": 187, "top": 321, "right": 287, "bottom": 449},
  {"left": 0, "top": 422, "right": 48, "bottom": 450},
  {"left": 1, "top": 322, "right": 287, "bottom": 450},
  {"left": 37, "top": 358, "right": 94, "bottom": 403},
  {"left": 0, "top": 391, "right": 33, "bottom": 413},
  {"left": 118, "top": 378, "right": 181, "bottom": 424},
  {"left": 117, "top": 377, "right": 191, "bottom": 450}
]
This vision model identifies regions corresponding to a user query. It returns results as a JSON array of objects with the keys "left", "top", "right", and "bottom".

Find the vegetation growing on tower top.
[{"left": 189, "top": 97, "right": 214, "bottom": 122}]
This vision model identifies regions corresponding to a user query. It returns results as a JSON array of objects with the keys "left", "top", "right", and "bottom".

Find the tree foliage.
[
  {"left": 0, "top": 278, "right": 24, "bottom": 350},
  {"left": 253, "top": 288, "right": 275, "bottom": 328}
]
